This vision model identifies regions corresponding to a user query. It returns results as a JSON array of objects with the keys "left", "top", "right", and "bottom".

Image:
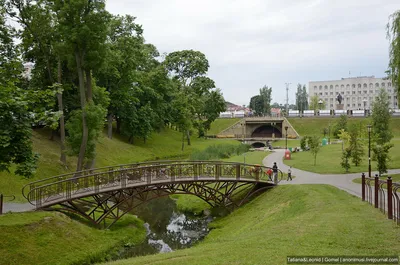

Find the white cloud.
[{"left": 107, "top": 0, "right": 399, "bottom": 105}]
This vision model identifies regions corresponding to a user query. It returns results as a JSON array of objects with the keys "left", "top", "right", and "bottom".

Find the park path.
[{"left": 263, "top": 149, "right": 400, "bottom": 198}]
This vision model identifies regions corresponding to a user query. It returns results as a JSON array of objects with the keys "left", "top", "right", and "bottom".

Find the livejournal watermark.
[{"left": 287, "top": 256, "right": 399, "bottom": 264}]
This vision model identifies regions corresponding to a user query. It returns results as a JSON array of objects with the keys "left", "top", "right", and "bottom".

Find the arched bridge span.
[{"left": 23, "top": 161, "right": 282, "bottom": 228}]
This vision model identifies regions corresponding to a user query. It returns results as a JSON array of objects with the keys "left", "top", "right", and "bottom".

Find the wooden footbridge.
[{"left": 23, "top": 161, "right": 282, "bottom": 228}]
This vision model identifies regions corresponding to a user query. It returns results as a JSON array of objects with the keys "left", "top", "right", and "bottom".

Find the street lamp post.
[
  {"left": 367, "top": 124, "right": 372, "bottom": 178},
  {"left": 318, "top": 99, "right": 323, "bottom": 116},
  {"left": 285, "top": 126, "right": 289, "bottom": 150},
  {"left": 363, "top": 98, "right": 367, "bottom": 116}
]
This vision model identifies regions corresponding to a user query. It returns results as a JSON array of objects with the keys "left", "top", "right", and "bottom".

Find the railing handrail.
[
  {"left": 23, "top": 161, "right": 282, "bottom": 206},
  {"left": 22, "top": 160, "right": 270, "bottom": 199}
]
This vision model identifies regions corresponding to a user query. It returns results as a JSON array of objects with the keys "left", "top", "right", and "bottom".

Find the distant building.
[
  {"left": 220, "top": 101, "right": 251, "bottom": 118},
  {"left": 22, "top": 62, "right": 34, "bottom": 80},
  {"left": 309, "top": 76, "right": 398, "bottom": 110}
]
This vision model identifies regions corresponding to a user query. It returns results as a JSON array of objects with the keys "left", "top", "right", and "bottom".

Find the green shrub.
[{"left": 190, "top": 144, "right": 250, "bottom": 161}]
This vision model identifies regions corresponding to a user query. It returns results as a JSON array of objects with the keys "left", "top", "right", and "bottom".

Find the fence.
[{"left": 362, "top": 173, "right": 399, "bottom": 225}]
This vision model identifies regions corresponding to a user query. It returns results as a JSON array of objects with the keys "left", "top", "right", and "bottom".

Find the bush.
[{"left": 190, "top": 144, "right": 251, "bottom": 161}]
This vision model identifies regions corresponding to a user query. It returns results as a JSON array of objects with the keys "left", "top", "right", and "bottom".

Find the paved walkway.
[{"left": 263, "top": 149, "right": 400, "bottom": 198}]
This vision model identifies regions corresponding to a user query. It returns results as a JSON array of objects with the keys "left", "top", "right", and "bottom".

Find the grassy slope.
[
  {"left": 0, "top": 212, "right": 146, "bottom": 265},
  {"left": 207, "top": 118, "right": 240, "bottom": 135},
  {"left": 0, "top": 128, "right": 240, "bottom": 202},
  {"left": 284, "top": 139, "right": 400, "bottom": 174},
  {"left": 102, "top": 185, "right": 400, "bottom": 265},
  {"left": 288, "top": 117, "right": 400, "bottom": 137}
]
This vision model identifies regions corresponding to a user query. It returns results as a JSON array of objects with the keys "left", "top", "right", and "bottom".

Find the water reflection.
[{"left": 116, "top": 196, "right": 212, "bottom": 259}]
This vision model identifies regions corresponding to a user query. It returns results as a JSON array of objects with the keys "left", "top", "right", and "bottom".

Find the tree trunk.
[
  {"left": 116, "top": 117, "right": 121, "bottom": 134},
  {"left": 186, "top": 130, "right": 191, "bottom": 146},
  {"left": 85, "top": 158, "right": 95, "bottom": 170},
  {"left": 181, "top": 131, "right": 185, "bottom": 151},
  {"left": 85, "top": 69, "right": 93, "bottom": 101},
  {"left": 143, "top": 137, "right": 146, "bottom": 144},
  {"left": 49, "top": 129, "right": 56, "bottom": 140},
  {"left": 129, "top": 135, "right": 134, "bottom": 144},
  {"left": 57, "top": 60, "right": 67, "bottom": 165},
  {"left": 75, "top": 51, "right": 88, "bottom": 172},
  {"left": 107, "top": 113, "right": 113, "bottom": 139}
]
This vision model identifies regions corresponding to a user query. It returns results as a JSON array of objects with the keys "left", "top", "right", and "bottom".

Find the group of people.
[{"left": 265, "top": 163, "right": 293, "bottom": 181}]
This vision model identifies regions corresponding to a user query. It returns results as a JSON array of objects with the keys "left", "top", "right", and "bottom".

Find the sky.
[{"left": 107, "top": 0, "right": 399, "bottom": 106}]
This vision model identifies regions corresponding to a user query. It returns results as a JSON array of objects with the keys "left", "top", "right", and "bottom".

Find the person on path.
[
  {"left": 287, "top": 166, "right": 292, "bottom": 181},
  {"left": 272, "top": 162, "right": 278, "bottom": 184}
]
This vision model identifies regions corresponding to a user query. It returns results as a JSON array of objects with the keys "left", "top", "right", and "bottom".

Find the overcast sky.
[{"left": 107, "top": 0, "right": 399, "bottom": 106}]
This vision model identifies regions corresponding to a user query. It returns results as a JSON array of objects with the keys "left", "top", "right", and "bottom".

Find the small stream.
[{"left": 112, "top": 197, "right": 213, "bottom": 260}]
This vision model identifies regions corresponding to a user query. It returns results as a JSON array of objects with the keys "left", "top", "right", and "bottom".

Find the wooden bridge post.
[
  {"left": 236, "top": 164, "right": 240, "bottom": 180},
  {"left": 387, "top": 177, "right": 393, "bottom": 220},
  {"left": 194, "top": 164, "right": 198, "bottom": 180},
  {"left": 215, "top": 164, "right": 220, "bottom": 180},
  {"left": 66, "top": 180, "right": 71, "bottom": 200},
  {"left": 94, "top": 176, "right": 100, "bottom": 194}
]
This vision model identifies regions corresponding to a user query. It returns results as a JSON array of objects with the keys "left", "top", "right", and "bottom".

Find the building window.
[
  {"left": 346, "top": 84, "right": 350, "bottom": 89},
  {"left": 330, "top": 85, "right": 333, "bottom": 89},
  {"left": 352, "top": 104, "right": 355, "bottom": 107},
  {"left": 325, "top": 92, "right": 328, "bottom": 95},
  {"left": 388, "top": 96, "right": 391, "bottom": 100},
  {"left": 352, "top": 91, "right": 356, "bottom": 94},
  {"left": 388, "top": 82, "right": 392, "bottom": 87},
  {"left": 369, "top": 90, "right": 373, "bottom": 94},
  {"left": 314, "top": 86, "right": 317, "bottom": 89},
  {"left": 364, "top": 91, "right": 367, "bottom": 94},
  {"left": 358, "top": 103, "right": 361, "bottom": 107},
  {"left": 358, "top": 84, "right": 361, "bottom": 88},
  {"left": 358, "top": 97, "right": 361, "bottom": 100},
  {"left": 335, "top": 85, "right": 339, "bottom": 89},
  {"left": 314, "top": 93, "right": 318, "bottom": 96},
  {"left": 341, "top": 85, "right": 344, "bottom": 89},
  {"left": 330, "top": 98, "right": 333, "bottom": 101},
  {"left": 358, "top": 91, "right": 362, "bottom": 94},
  {"left": 375, "top": 83, "right": 379, "bottom": 87},
  {"left": 330, "top": 104, "right": 333, "bottom": 107},
  {"left": 319, "top": 93, "right": 322, "bottom": 96},
  {"left": 369, "top": 83, "right": 373, "bottom": 88},
  {"left": 347, "top": 104, "right": 350, "bottom": 107},
  {"left": 352, "top": 84, "right": 356, "bottom": 88},
  {"left": 388, "top": 89, "right": 392, "bottom": 93},
  {"left": 324, "top": 85, "right": 328, "bottom": 90},
  {"left": 363, "top": 83, "right": 367, "bottom": 88},
  {"left": 382, "top": 83, "right": 385, "bottom": 87},
  {"left": 319, "top": 85, "right": 322, "bottom": 90},
  {"left": 330, "top": 92, "right": 333, "bottom": 95}
]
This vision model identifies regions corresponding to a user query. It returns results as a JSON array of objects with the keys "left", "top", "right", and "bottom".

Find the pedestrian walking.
[
  {"left": 272, "top": 162, "right": 278, "bottom": 184},
  {"left": 287, "top": 166, "right": 292, "bottom": 181}
]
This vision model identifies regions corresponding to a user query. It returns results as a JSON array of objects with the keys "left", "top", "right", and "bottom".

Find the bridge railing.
[
  {"left": 23, "top": 161, "right": 283, "bottom": 208},
  {"left": 362, "top": 174, "right": 400, "bottom": 225}
]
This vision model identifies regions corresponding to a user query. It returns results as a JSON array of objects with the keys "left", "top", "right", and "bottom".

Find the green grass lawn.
[
  {"left": 352, "top": 174, "right": 400, "bottom": 185},
  {"left": 100, "top": 185, "right": 400, "bottom": 265},
  {"left": 207, "top": 118, "right": 240, "bottom": 135},
  {"left": 284, "top": 139, "right": 400, "bottom": 174},
  {"left": 0, "top": 128, "right": 240, "bottom": 202},
  {"left": 288, "top": 117, "right": 400, "bottom": 137},
  {"left": 271, "top": 139, "right": 301, "bottom": 149},
  {"left": 0, "top": 211, "right": 146, "bottom": 265}
]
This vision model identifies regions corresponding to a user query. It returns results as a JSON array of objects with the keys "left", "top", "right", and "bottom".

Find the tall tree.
[
  {"left": 348, "top": 127, "right": 364, "bottom": 166},
  {"left": 249, "top": 95, "right": 264, "bottom": 116},
  {"left": 371, "top": 88, "right": 393, "bottom": 175},
  {"left": 6, "top": 0, "right": 68, "bottom": 165},
  {"left": 309, "top": 135, "right": 321, "bottom": 166},
  {"left": 259, "top": 85, "right": 272, "bottom": 115},
  {"left": 302, "top": 85, "right": 309, "bottom": 110},
  {"left": 52, "top": 0, "right": 111, "bottom": 171},
  {"left": 387, "top": 10, "right": 400, "bottom": 104},
  {"left": 0, "top": 2, "right": 38, "bottom": 177}
]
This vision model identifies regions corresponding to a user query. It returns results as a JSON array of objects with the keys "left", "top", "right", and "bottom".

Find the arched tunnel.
[
  {"left": 251, "top": 142, "right": 266, "bottom": 148},
  {"left": 251, "top": 124, "right": 282, "bottom": 138}
]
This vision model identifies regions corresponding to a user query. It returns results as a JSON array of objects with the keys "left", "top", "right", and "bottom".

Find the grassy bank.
[
  {"left": 208, "top": 118, "right": 240, "bottom": 135},
  {"left": 284, "top": 139, "right": 400, "bottom": 174},
  {"left": 288, "top": 117, "right": 400, "bottom": 137},
  {"left": 0, "top": 128, "right": 240, "bottom": 202},
  {"left": 101, "top": 185, "right": 400, "bottom": 265},
  {"left": 190, "top": 143, "right": 250, "bottom": 160},
  {"left": 0, "top": 211, "right": 146, "bottom": 265}
]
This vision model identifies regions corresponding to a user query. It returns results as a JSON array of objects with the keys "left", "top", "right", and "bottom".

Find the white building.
[{"left": 309, "top": 76, "right": 398, "bottom": 110}]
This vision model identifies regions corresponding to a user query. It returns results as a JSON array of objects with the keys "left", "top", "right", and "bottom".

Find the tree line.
[{"left": 0, "top": 0, "right": 225, "bottom": 177}]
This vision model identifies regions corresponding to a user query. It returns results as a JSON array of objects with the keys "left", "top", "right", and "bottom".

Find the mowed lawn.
[
  {"left": 284, "top": 139, "right": 400, "bottom": 174},
  {"left": 0, "top": 128, "right": 240, "bottom": 202},
  {"left": 288, "top": 117, "right": 400, "bottom": 137},
  {"left": 101, "top": 185, "right": 400, "bottom": 265},
  {"left": 208, "top": 118, "right": 241, "bottom": 135},
  {"left": 353, "top": 174, "right": 400, "bottom": 185},
  {"left": 0, "top": 212, "right": 146, "bottom": 265}
]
